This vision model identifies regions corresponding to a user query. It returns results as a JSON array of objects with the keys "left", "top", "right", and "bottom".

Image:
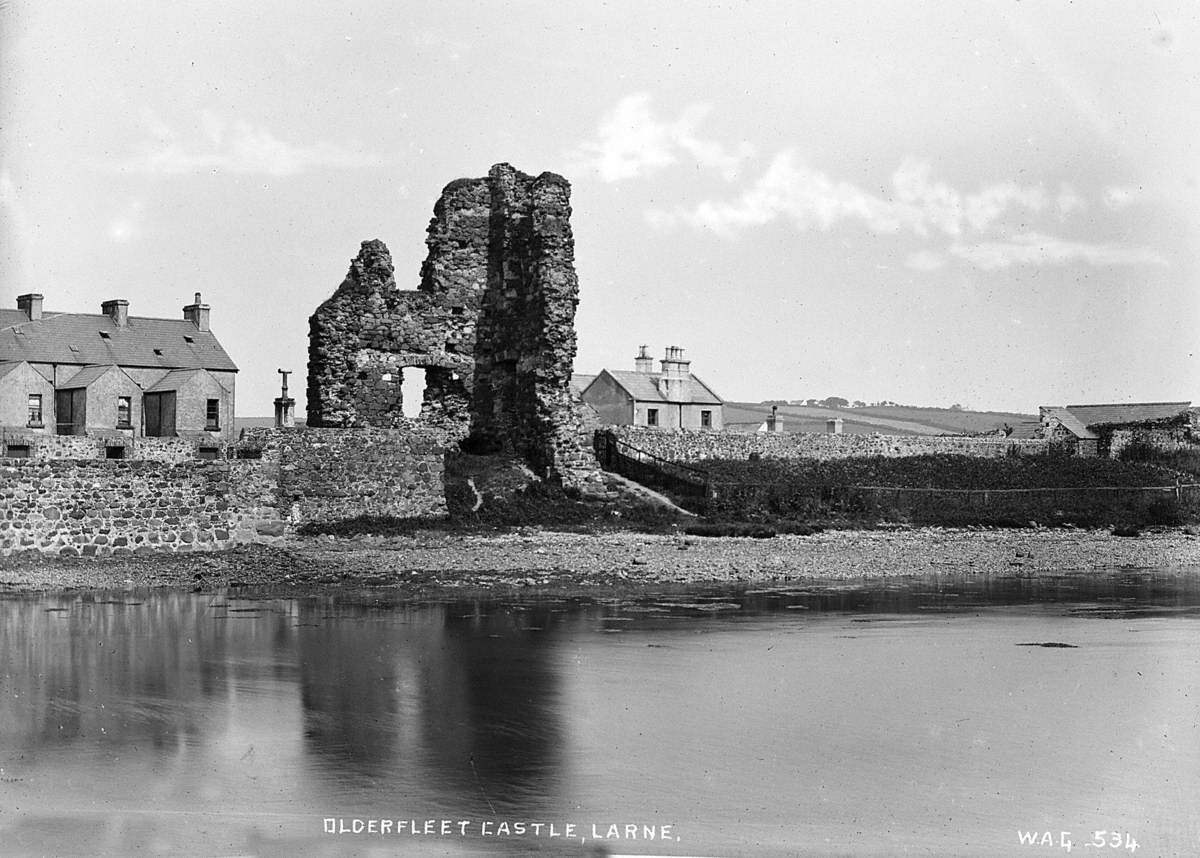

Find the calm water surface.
[{"left": 2, "top": 569, "right": 1199, "bottom": 857}]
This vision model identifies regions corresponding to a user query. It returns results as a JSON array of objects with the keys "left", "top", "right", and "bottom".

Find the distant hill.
[
  {"left": 235, "top": 417, "right": 308, "bottom": 432},
  {"left": 724, "top": 402, "right": 1038, "bottom": 437}
]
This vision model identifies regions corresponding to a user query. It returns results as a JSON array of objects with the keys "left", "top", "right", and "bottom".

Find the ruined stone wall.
[
  {"left": 612, "top": 427, "right": 1049, "bottom": 463},
  {"left": 241, "top": 426, "right": 450, "bottom": 522},
  {"left": 467, "top": 167, "right": 586, "bottom": 479},
  {"left": 307, "top": 163, "right": 592, "bottom": 485}
]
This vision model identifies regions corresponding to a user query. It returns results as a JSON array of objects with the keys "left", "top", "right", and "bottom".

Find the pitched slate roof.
[
  {"left": 0, "top": 361, "right": 24, "bottom": 381},
  {"left": 0, "top": 309, "right": 237, "bottom": 372},
  {"left": 602, "top": 370, "right": 723, "bottom": 405},
  {"left": 1064, "top": 401, "right": 1190, "bottom": 427},
  {"left": 570, "top": 373, "right": 597, "bottom": 395},
  {"left": 59, "top": 364, "right": 120, "bottom": 389},
  {"left": 146, "top": 368, "right": 207, "bottom": 393},
  {"left": 1039, "top": 402, "right": 1191, "bottom": 439},
  {"left": 1040, "top": 407, "right": 1099, "bottom": 440}
]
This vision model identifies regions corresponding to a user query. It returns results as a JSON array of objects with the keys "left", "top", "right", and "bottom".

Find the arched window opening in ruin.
[{"left": 401, "top": 368, "right": 427, "bottom": 419}]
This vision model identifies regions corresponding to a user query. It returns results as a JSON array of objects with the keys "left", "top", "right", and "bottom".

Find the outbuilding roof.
[
  {"left": 1063, "top": 401, "right": 1190, "bottom": 427},
  {"left": 0, "top": 361, "right": 26, "bottom": 381},
  {"left": 1039, "top": 401, "right": 1191, "bottom": 439},
  {"left": 1040, "top": 407, "right": 1099, "bottom": 440},
  {"left": 570, "top": 373, "right": 597, "bottom": 396},
  {"left": 0, "top": 310, "right": 237, "bottom": 372},
  {"left": 59, "top": 364, "right": 122, "bottom": 389},
  {"left": 146, "top": 368, "right": 207, "bottom": 393}
]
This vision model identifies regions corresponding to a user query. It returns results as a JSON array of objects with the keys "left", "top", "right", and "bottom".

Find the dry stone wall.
[{"left": 613, "top": 427, "right": 1049, "bottom": 463}]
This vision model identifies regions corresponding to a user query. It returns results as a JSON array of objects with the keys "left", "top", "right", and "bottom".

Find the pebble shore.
[{"left": 2, "top": 527, "right": 1197, "bottom": 596}]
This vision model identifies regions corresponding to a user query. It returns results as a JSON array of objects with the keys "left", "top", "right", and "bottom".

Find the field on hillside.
[{"left": 851, "top": 404, "right": 1036, "bottom": 434}]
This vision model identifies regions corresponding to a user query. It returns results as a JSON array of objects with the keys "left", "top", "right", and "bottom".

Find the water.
[{"left": 2, "top": 571, "right": 1199, "bottom": 857}]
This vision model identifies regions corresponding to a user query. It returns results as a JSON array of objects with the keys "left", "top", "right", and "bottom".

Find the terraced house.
[{"left": 0, "top": 292, "right": 237, "bottom": 448}]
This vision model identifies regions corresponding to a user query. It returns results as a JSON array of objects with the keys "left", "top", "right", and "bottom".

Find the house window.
[
  {"left": 206, "top": 399, "right": 220, "bottom": 430},
  {"left": 5, "top": 444, "right": 30, "bottom": 458},
  {"left": 197, "top": 446, "right": 220, "bottom": 460},
  {"left": 27, "top": 394, "right": 42, "bottom": 427},
  {"left": 647, "top": 408, "right": 659, "bottom": 427},
  {"left": 117, "top": 396, "right": 132, "bottom": 428},
  {"left": 105, "top": 445, "right": 126, "bottom": 460},
  {"left": 701, "top": 410, "right": 712, "bottom": 428}
]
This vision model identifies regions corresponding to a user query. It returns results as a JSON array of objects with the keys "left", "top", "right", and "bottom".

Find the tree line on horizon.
[{"left": 757, "top": 398, "right": 970, "bottom": 411}]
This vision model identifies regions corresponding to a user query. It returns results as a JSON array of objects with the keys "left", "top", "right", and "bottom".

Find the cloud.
[
  {"left": 904, "top": 249, "right": 948, "bottom": 271},
  {"left": 946, "top": 232, "right": 1166, "bottom": 270},
  {"left": 567, "top": 93, "right": 755, "bottom": 183},
  {"left": 0, "top": 169, "right": 36, "bottom": 286},
  {"left": 106, "top": 199, "right": 144, "bottom": 243},
  {"left": 1103, "top": 185, "right": 1139, "bottom": 210},
  {"left": 647, "top": 151, "right": 1048, "bottom": 239},
  {"left": 1055, "top": 184, "right": 1086, "bottom": 217},
  {"left": 963, "top": 182, "right": 1047, "bottom": 232},
  {"left": 107, "top": 111, "right": 386, "bottom": 177}
]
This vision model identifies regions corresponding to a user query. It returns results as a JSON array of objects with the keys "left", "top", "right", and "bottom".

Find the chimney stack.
[
  {"left": 101, "top": 299, "right": 129, "bottom": 327},
  {"left": 183, "top": 292, "right": 210, "bottom": 332},
  {"left": 16, "top": 293, "right": 43, "bottom": 321},
  {"left": 658, "top": 345, "right": 691, "bottom": 401},
  {"left": 660, "top": 346, "right": 690, "bottom": 380},
  {"left": 634, "top": 344, "right": 654, "bottom": 374}
]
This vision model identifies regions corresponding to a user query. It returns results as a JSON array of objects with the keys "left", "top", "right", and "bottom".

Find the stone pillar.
[
  {"left": 274, "top": 397, "right": 295, "bottom": 428},
  {"left": 275, "top": 369, "right": 295, "bottom": 428}
]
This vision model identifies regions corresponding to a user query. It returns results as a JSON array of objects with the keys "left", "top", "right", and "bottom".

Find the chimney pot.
[
  {"left": 16, "top": 293, "right": 43, "bottom": 321},
  {"left": 634, "top": 344, "right": 655, "bottom": 374},
  {"left": 183, "top": 293, "right": 211, "bottom": 332},
  {"left": 101, "top": 299, "right": 129, "bottom": 327}
]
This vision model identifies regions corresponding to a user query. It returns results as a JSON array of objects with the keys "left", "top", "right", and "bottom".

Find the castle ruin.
[{"left": 306, "top": 163, "right": 592, "bottom": 484}]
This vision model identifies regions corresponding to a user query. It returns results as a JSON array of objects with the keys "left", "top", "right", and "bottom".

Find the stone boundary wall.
[
  {"left": 1, "top": 426, "right": 452, "bottom": 556},
  {"left": 0, "top": 431, "right": 223, "bottom": 462},
  {"left": 612, "top": 427, "right": 1049, "bottom": 464},
  {"left": 1108, "top": 427, "right": 1199, "bottom": 460},
  {"left": 0, "top": 459, "right": 284, "bottom": 557}
]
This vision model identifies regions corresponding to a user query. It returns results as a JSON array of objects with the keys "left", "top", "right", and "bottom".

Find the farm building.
[{"left": 1038, "top": 401, "right": 1194, "bottom": 457}]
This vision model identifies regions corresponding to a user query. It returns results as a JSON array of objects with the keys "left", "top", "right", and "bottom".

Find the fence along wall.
[
  {"left": 612, "top": 427, "right": 1049, "bottom": 463},
  {"left": 0, "top": 426, "right": 451, "bottom": 556}
]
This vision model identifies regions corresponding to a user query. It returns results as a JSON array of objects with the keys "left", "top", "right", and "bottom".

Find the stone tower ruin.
[{"left": 307, "top": 163, "right": 590, "bottom": 483}]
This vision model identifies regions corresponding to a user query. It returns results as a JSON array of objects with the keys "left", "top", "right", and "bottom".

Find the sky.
[{"left": 1, "top": 1, "right": 1196, "bottom": 416}]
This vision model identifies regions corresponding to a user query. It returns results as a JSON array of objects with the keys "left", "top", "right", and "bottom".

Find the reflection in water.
[
  {"left": 1, "top": 569, "right": 1199, "bottom": 857},
  {"left": 295, "top": 601, "right": 566, "bottom": 816}
]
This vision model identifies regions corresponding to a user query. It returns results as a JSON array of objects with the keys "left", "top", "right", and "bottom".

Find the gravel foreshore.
[{"left": 2, "top": 526, "right": 1198, "bottom": 596}]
